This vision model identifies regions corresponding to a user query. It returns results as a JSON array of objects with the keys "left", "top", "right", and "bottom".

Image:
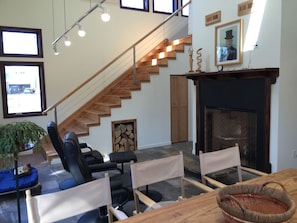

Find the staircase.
[{"left": 42, "top": 35, "right": 192, "bottom": 162}]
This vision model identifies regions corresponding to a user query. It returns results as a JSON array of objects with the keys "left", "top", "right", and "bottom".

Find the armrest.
[
  {"left": 183, "top": 177, "right": 214, "bottom": 192},
  {"left": 203, "top": 176, "right": 227, "bottom": 188},
  {"left": 134, "top": 190, "right": 162, "bottom": 210},
  {"left": 109, "top": 207, "right": 128, "bottom": 220},
  {"left": 79, "top": 143, "right": 92, "bottom": 152},
  {"left": 88, "top": 162, "right": 120, "bottom": 172},
  {"left": 240, "top": 166, "right": 268, "bottom": 176}
]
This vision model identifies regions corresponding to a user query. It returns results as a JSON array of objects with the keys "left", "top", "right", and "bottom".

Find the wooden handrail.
[{"left": 43, "top": 1, "right": 191, "bottom": 115}]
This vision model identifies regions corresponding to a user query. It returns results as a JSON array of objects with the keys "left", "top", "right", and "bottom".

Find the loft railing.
[{"left": 43, "top": 1, "right": 191, "bottom": 123}]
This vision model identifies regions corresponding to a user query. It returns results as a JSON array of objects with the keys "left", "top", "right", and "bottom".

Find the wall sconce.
[{"left": 52, "top": 0, "right": 110, "bottom": 55}]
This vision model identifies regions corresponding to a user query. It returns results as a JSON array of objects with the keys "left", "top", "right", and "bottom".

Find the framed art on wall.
[{"left": 215, "top": 19, "right": 243, "bottom": 66}]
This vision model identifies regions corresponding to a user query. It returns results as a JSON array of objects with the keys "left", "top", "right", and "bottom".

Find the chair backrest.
[
  {"left": 26, "top": 174, "right": 113, "bottom": 223},
  {"left": 131, "top": 151, "right": 185, "bottom": 190},
  {"left": 63, "top": 131, "right": 93, "bottom": 184},
  {"left": 199, "top": 145, "right": 242, "bottom": 182},
  {"left": 47, "top": 121, "right": 69, "bottom": 171}
]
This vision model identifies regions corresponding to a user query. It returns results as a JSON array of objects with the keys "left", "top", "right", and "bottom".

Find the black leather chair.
[
  {"left": 47, "top": 121, "right": 118, "bottom": 189},
  {"left": 64, "top": 132, "right": 130, "bottom": 222},
  {"left": 47, "top": 121, "right": 104, "bottom": 168}
]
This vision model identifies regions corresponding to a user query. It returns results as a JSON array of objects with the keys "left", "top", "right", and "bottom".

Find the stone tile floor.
[{"left": 0, "top": 142, "right": 257, "bottom": 223}]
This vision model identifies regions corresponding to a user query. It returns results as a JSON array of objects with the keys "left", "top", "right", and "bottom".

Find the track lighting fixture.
[
  {"left": 101, "top": 8, "right": 110, "bottom": 22},
  {"left": 52, "top": 0, "right": 110, "bottom": 55},
  {"left": 77, "top": 24, "right": 86, "bottom": 37},
  {"left": 64, "top": 36, "right": 71, "bottom": 46},
  {"left": 53, "top": 45, "right": 59, "bottom": 55}
]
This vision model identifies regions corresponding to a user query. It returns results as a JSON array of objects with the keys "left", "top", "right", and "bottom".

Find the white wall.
[
  {"left": 0, "top": 0, "right": 190, "bottom": 155},
  {"left": 277, "top": 0, "right": 297, "bottom": 171},
  {"left": 190, "top": 0, "right": 297, "bottom": 172}
]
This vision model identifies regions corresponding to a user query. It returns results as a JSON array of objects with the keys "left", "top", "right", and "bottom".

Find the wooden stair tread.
[{"left": 41, "top": 140, "right": 58, "bottom": 163}]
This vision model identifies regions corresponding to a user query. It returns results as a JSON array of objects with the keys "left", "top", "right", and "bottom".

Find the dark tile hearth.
[{"left": 0, "top": 142, "right": 257, "bottom": 223}]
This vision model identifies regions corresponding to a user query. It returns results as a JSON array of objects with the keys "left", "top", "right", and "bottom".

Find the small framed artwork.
[
  {"left": 205, "top": 11, "right": 221, "bottom": 26},
  {"left": 215, "top": 19, "right": 243, "bottom": 66}
]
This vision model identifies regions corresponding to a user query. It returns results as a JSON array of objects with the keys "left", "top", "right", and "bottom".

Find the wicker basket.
[{"left": 216, "top": 182, "right": 296, "bottom": 223}]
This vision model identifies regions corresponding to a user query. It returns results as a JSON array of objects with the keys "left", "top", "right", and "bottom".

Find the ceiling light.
[
  {"left": 64, "top": 36, "right": 71, "bottom": 46},
  {"left": 53, "top": 45, "right": 59, "bottom": 55},
  {"left": 101, "top": 8, "right": 110, "bottom": 22},
  {"left": 77, "top": 24, "right": 86, "bottom": 37}
]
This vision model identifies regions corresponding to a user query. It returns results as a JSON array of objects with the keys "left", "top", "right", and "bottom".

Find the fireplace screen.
[{"left": 204, "top": 107, "right": 257, "bottom": 168}]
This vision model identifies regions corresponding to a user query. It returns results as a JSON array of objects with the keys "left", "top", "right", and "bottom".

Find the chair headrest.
[{"left": 47, "top": 121, "right": 69, "bottom": 171}]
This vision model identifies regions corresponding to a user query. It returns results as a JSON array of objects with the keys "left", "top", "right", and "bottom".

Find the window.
[
  {"left": 0, "top": 26, "right": 46, "bottom": 118},
  {"left": 0, "top": 26, "right": 43, "bottom": 58},
  {"left": 181, "top": 0, "right": 190, "bottom": 17},
  {"left": 120, "top": 0, "right": 149, "bottom": 12},
  {"left": 153, "top": 0, "right": 177, "bottom": 14},
  {"left": 0, "top": 62, "right": 46, "bottom": 118}
]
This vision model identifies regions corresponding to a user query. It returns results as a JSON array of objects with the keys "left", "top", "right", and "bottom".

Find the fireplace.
[
  {"left": 186, "top": 68, "right": 279, "bottom": 173},
  {"left": 205, "top": 107, "right": 257, "bottom": 168}
]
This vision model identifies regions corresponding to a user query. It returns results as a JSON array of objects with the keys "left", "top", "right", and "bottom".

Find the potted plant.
[
  {"left": 0, "top": 121, "right": 46, "bottom": 169},
  {"left": 0, "top": 121, "right": 46, "bottom": 223}
]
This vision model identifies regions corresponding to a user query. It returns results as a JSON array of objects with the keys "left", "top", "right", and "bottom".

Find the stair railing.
[{"left": 43, "top": 1, "right": 191, "bottom": 124}]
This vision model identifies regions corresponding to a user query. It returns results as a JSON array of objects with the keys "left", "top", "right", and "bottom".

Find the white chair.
[
  {"left": 26, "top": 173, "right": 128, "bottom": 223},
  {"left": 199, "top": 144, "right": 268, "bottom": 188},
  {"left": 130, "top": 151, "right": 213, "bottom": 214}
]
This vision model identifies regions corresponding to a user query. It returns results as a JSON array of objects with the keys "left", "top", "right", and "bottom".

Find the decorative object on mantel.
[
  {"left": 205, "top": 10, "right": 221, "bottom": 26},
  {"left": 217, "top": 65, "right": 224, "bottom": 72},
  {"left": 195, "top": 48, "right": 202, "bottom": 73},
  {"left": 238, "top": 0, "right": 254, "bottom": 16},
  {"left": 0, "top": 121, "right": 46, "bottom": 223},
  {"left": 216, "top": 182, "right": 296, "bottom": 223},
  {"left": 188, "top": 47, "right": 194, "bottom": 72},
  {"left": 215, "top": 19, "right": 243, "bottom": 66}
]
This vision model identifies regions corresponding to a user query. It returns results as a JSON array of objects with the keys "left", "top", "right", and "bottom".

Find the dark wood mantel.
[
  {"left": 185, "top": 68, "right": 279, "bottom": 83},
  {"left": 185, "top": 68, "right": 279, "bottom": 173}
]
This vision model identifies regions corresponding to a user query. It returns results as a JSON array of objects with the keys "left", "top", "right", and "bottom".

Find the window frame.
[
  {"left": 181, "top": 0, "right": 190, "bottom": 17},
  {"left": 0, "top": 26, "right": 43, "bottom": 58},
  {"left": 152, "top": 0, "right": 178, "bottom": 15},
  {"left": 120, "top": 0, "right": 149, "bottom": 12},
  {"left": 0, "top": 61, "right": 47, "bottom": 118}
]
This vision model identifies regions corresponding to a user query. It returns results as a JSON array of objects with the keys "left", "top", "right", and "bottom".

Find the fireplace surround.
[{"left": 186, "top": 68, "right": 279, "bottom": 173}]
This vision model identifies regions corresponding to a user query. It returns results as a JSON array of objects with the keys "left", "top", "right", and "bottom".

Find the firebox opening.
[{"left": 205, "top": 107, "right": 257, "bottom": 168}]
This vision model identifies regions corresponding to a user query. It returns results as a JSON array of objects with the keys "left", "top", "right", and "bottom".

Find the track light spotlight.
[
  {"left": 53, "top": 45, "right": 59, "bottom": 55},
  {"left": 101, "top": 8, "right": 110, "bottom": 22},
  {"left": 77, "top": 24, "right": 86, "bottom": 37},
  {"left": 64, "top": 36, "right": 71, "bottom": 46}
]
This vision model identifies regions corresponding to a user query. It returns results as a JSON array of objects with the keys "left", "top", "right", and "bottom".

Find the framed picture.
[{"left": 215, "top": 19, "right": 243, "bottom": 66}]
